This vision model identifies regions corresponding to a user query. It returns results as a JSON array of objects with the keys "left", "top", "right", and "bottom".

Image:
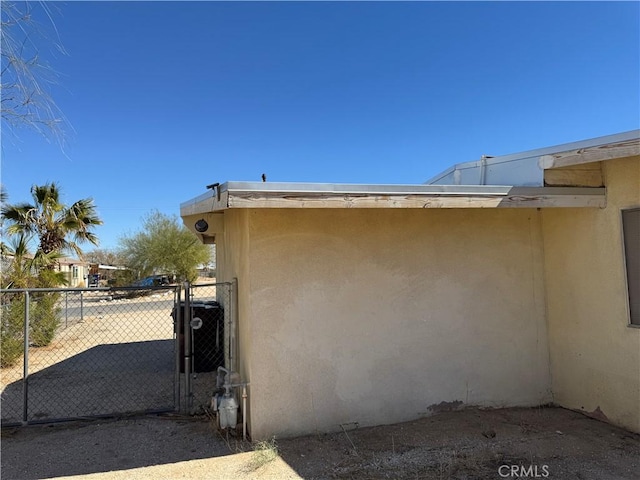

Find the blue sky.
[{"left": 1, "top": 1, "right": 639, "bottom": 251}]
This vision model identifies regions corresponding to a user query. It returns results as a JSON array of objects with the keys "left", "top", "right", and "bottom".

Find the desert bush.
[
  {"left": 1, "top": 296, "right": 25, "bottom": 367},
  {"left": 112, "top": 269, "right": 136, "bottom": 287},
  {"left": 29, "top": 293, "right": 61, "bottom": 347},
  {"left": 0, "top": 291, "right": 61, "bottom": 366}
]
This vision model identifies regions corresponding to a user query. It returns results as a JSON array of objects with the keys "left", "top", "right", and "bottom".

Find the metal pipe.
[
  {"left": 242, "top": 384, "right": 248, "bottom": 441},
  {"left": 480, "top": 155, "right": 488, "bottom": 185},
  {"left": 174, "top": 286, "right": 181, "bottom": 412},
  {"left": 22, "top": 291, "right": 30, "bottom": 424},
  {"left": 65, "top": 291, "right": 68, "bottom": 328},
  {"left": 230, "top": 278, "right": 238, "bottom": 374},
  {"left": 224, "top": 285, "right": 233, "bottom": 376},
  {"left": 183, "top": 282, "right": 192, "bottom": 414},
  {"left": 216, "top": 366, "right": 229, "bottom": 389},
  {"left": 80, "top": 291, "right": 84, "bottom": 322}
]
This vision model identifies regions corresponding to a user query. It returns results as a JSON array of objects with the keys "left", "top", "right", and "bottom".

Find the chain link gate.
[
  {"left": 1, "top": 281, "right": 236, "bottom": 426},
  {"left": 1, "top": 285, "right": 180, "bottom": 426},
  {"left": 179, "top": 281, "right": 235, "bottom": 415}
]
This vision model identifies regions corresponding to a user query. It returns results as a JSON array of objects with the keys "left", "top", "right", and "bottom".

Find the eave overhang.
[{"left": 180, "top": 182, "right": 605, "bottom": 216}]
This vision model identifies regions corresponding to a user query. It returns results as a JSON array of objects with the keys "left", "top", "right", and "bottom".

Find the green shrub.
[
  {"left": 30, "top": 293, "right": 61, "bottom": 347},
  {"left": 112, "top": 270, "right": 136, "bottom": 287},
  {"left": 0, "top": 292, "right": 61, "bottom": 366},
  {"left": 1, "top": 297, "right": 25, "bottom": 368}
]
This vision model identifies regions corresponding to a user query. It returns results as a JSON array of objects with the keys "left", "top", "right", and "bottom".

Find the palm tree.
[
  {"left": 1, "top": 182, "right": 103, "bottom": 259},
  {"left": 1, "top": 233, "right": 68, "bottom": 288},
  {"left": 0, "top": 183, "right": 97, "bottom": 354},
  {"left": 0, "top": 185, "right": 9, "bottom": 256}
]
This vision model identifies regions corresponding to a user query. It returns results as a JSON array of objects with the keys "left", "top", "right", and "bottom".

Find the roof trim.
[
  {"left": 540, "top": 136, "right": 639, "bottom": 169},
  {"left": 180, "top": 183, "right": 605, "bottom": 215},
  {"left": 180, "top": 131, "right": 640, "bottom": 215}
]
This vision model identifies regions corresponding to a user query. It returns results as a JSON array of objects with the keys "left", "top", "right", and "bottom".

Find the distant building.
[
  {"left": 1, "top": 254, "right": 89, "bottom": 288},
  {"left": 56, "top": 258, "right": 90, "bottom": 288},
  {"left": 88, "top": 263, "right": 129, "bottom": 287}
]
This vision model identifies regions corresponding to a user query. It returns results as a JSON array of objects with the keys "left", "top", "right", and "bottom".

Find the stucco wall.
[
  {"left": 242, "top": 208, "right": 551, "bottom": 439},
  {"left": 542, "top": 156, "right": 640, "bottom": 433},
  {"left": 216, "top": 210, "right": 252, "bottom": 398}
]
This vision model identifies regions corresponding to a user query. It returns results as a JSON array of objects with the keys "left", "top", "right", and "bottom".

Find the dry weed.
[{"left": 246, "top": 437, "right": 279, "bottom": 471}]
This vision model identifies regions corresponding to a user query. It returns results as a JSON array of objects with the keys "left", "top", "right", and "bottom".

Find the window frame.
[{"left": 621, "top": 207, "right": 640, "bottom": 328}]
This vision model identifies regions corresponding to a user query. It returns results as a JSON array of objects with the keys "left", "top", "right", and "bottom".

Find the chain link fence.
[
  {"left": 1, "top": 286, "right": 179, "bottom": 426},
  {"left": 181, "top": 281, "right": 234, "bottom": 414},
  {"left": 1, "top": 281, "right": 237, "bottom": 426}
]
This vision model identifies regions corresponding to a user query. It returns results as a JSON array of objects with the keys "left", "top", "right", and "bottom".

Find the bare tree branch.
[{"left": 1, "top": 1, "right": 71, "bottom": 146}]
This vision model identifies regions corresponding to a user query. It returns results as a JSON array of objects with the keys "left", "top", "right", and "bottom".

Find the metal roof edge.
[
  {"left": 180, "top": 130, "right": 636, "bottom": 214},
  {"left": 424, "top": 129, "right": 640, "bottom": 185},
  {"left": 181, "top": 189, "right": 215, "bottom": 209},
  {"left": 221, "top": 182, "right": 604, "bottom": 196},
  {"left": 224, "top": 181, "right": 515, "bottom": 194}
]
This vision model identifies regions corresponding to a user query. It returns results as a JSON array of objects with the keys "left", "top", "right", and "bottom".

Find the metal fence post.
[
  {"left": 183, "top": 282, "right": 192, "bottom": 414},
  {"left": 174, "top": 286, "right": 181, "bottom": 412},
  {"left": 65, "top": 291, "right": 68, "bottom": 328},
  {"left": 80, "top": 291, "right": 84, "bottom": 322},
  {"left": 22, "top": 291, "right": 30, "bottom": 425}
]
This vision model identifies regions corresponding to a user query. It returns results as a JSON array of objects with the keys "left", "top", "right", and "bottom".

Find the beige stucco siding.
[
  {"left": 243, "top": 208, "right": 551, "bottom": 439},
  {"left": 212, "top": 210, "right": 254, "bottom": 426},
  {"left": 542, "top": 156, "right": 640, "bottom": 433}
]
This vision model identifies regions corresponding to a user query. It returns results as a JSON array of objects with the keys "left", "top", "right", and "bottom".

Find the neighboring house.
[
  {"left": 56, "top": 258, "right": 90, "bottom": 288},
  {"left": 0, "top": 255, "right": 90, "bottom": 288},
  {"left": 180, "top": 130, "right": 640, "bottom": 440},
  {"left": 88, "top": 264, "right": 129, "bottom": 286}
]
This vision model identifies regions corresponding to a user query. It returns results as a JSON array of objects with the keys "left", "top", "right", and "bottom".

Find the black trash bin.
[{"left": 172, "top": 300, "right": 224, "bottom": 373}]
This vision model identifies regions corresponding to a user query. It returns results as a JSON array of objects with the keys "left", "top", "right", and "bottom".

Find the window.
[
  {"left": 72, "top": 266, "right": 79, "bottom": 279},
  {"left": 622, "top": 208, "right": 640, "bottom": 326}
]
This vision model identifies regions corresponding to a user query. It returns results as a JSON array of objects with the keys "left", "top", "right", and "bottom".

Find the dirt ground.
[{"left": 2, "top": 406, "right": 639, "bottom": 480}]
